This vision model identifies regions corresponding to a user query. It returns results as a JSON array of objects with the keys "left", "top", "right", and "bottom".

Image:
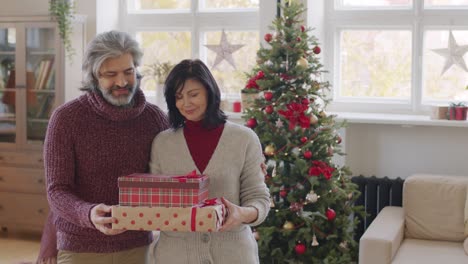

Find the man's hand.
[{"left": 90, "top": 204, "right": 126, "bottom": 235}]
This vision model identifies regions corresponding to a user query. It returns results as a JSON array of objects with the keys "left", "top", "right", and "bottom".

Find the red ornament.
[
  {"left": 264, "top": 91, "right": 273, "bottom": 101},
  {"left": 301, "top": 25, "right": 305, "bottom": 32},
  {"left": 300, "top": 137, "right": 308, "bottom": 143},
  {"left": 326, "top": 208, "right": 336, "bottom": 221},
  {"left": 303, "top": 151, "right": 312, "bottom": 159},
  {"left": 297, "top": 37, "right": 301, "bottom": 42},
  {"left": 336, "top": 136, "right": 342, "bottom": 144},
  {"left": 265, "top": 105, "right": 274, "bottom": 114},
  {"left": 264, "top": 33, "right": 273, "bottom": 42},
  {"left": 280, "top": 189, "right": 288, "bottom": 198},
  {"left": 295, "top": 243, "right": 306, "bottom": 255},
  {"left": 313, "top": 46, "right": 321, "bottom": 54},
  {"left": 246, "top": 118, "right": 257, "bottom": 128}
]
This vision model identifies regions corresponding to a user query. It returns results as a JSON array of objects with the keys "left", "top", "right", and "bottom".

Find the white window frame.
[
  {"left": 119, "top": 0, "right": 278, "bottom": 100},
  {"left": 324, "top": 0, "right": 468, "bottom": 115}
]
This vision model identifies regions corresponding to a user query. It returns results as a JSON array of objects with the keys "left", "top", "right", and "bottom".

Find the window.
[
  {"left": 325, "top": 0, "right": 468, "bottom": 114},
  {"left": 122, "top": 0, "right": 273, "bottom": 106}
]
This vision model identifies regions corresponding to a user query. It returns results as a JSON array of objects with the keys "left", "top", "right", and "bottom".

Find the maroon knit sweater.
[
  {"left": 44, "top": 89, "right": 168, "bottom": 253},
  {"left": 183, "top": 120, "right": 224, "bottom": 173}
]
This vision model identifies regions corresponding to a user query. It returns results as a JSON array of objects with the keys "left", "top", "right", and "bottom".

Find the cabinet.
[{"left": 0, "top": 16, "right": 85, "bottom": 233}]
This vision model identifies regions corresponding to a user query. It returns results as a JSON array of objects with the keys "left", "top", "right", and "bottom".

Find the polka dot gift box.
[
  {"left": 111, "top": 198, "right": 226, "bottom": 232},
  {"left": 118, "top": 170, "right": 209, "bottom": 208}
]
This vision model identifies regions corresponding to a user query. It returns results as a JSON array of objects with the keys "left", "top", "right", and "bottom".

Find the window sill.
[
  {"left": 227, "top": 111, "right": 468, "bottom": 128},
  {"left": 329, "top": 112, "right": 468, "bottom": 128}
]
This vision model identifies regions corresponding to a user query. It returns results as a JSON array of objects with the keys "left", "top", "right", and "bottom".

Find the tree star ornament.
[
  {"left": 432, "top": 30, "right": 468, "bottom": 76},
  {"left": 204, "top": 30, "right": 245, "bottom": 70}
]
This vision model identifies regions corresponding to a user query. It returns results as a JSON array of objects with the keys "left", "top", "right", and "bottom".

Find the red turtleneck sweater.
[{"left": 183, "top": 120, "right": 224, "bottom": 173}]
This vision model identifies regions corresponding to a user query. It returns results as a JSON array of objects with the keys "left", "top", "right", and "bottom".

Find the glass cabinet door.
[
  {"left": 25, "top": 27, "right": 55, "bottom": 143},
  {"left": 0, "top": 26, "right": 16, "bottom": 144}
]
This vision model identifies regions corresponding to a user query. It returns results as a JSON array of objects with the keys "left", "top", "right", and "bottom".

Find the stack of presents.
[
  {"left": 431, "top": 103, "right": 468, "bottom": 121},
  {"left": 112, "top": 171, "right": 226, "bottom": 232}
]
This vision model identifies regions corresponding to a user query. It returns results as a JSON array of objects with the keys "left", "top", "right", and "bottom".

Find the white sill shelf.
[{"left": 226, "top": 111, "right": 468, "bottom": 128}]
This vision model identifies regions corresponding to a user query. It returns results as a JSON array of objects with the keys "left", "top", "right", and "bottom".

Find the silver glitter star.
[
  {"left": 204, "top": 30, "right": 245, "bottom": 70},
  {"left": 432, "top": 30, "right": 468, "bottom": 76}
]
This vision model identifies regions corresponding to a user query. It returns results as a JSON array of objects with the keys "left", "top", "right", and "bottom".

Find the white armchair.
[{"left": 359, "top": 174, "right": 468, "bottom": 264}]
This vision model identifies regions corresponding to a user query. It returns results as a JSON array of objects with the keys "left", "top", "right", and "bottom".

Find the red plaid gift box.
[
  {"left": 118, "top": 171, "right": 209, "bottom": 207},
  {"left": 112, "top": 198, "right": 226, "bottom": 232}
]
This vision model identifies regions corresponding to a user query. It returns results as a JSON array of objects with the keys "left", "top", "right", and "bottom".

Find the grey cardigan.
[{"left": 149, "top": 121, "right": 270, "bottom": 264}]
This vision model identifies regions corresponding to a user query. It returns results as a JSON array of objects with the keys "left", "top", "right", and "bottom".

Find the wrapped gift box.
[
  {"left": 430, "top": 106, "right": 449, "bottom": 120},
  {"left": 118, "top": 172, "right": 209, "bottom": 207},
  {"left": 112, "top": 198, "right": 226, "bottom": 232}
]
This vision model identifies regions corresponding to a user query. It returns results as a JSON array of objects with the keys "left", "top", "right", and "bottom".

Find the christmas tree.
[{"left": 242, "top": 2, "right": 363, "bottom": 263}]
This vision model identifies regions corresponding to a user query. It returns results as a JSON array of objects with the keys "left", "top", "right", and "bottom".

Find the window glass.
[
  {"left": 425, "top": 0, "right": 468, "bottom": 7},
  {"left": 339, "top": 30, "right": 412, "bottom": 99},
  {"left": 339, "top": 0, "right": 412, "bottom": 8},
  {"left": 134, "top": 0, "right": 190, "bottom": 10},
  {"left": 137, "top": 31, "right": 191, "bottom": 92},
  {"left": 202, "top": 0, "right": 259, "bottom": 9},
  {"left": 423, "top": 30, "right": 468, "bottom": 101},
  {"left": 203, "top": 30, "right": 259, "bottom": 95}
]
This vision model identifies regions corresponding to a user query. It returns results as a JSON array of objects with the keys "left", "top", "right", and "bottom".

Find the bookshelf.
[{"left": 0, "top": 15, "right": 85, "bottom": 233}]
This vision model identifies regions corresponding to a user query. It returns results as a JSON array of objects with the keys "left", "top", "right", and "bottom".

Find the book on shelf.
[
  {"left": 35, "top": 94, "right": 54, "bottom": 119},
  {"left": 34, "top": 59, "right": 54, "bottom": 90},
  {"left": 1, "top": 70, "right": 37, "bottom": 106}
]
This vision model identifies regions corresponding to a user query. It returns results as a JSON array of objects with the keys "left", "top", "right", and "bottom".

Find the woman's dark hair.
[{"left": 164, "top": 59, "right": 227, "bottom": 129}]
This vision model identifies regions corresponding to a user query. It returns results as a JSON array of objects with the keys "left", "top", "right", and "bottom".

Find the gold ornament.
[
  {"left": 264, "top": 145, "right": 275, "bottom": 156},
  {"left": 297, "top": 57, "right": 308, "bottom": 68},
  {"left": 283, "top": 221, "right": 295, "bottom": 230},
  {"left": 319, "top": 111, "right": 327, "bottom": 118},
  {"left": 309, "top": 114, "right": 319, "bottom": 125}
]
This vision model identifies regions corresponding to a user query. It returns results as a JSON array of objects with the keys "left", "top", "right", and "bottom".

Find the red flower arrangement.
[
  {"left": 242, "top": 71, "right": 265, "bottom": 94},
  {"left": 308, "top": 160, "right": 335, "bottom": 180},
  {"left": 278, "top": 102, "right": 310, "bottom": 130}
]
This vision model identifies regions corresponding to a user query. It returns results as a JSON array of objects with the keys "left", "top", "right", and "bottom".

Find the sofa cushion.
[
  {"left": 403, "top": 174, "right": 468, "bottom": 242},
  {"left": 464, "top": 238, "right": 468, "bottom": 255},
  {"left": 465, "top": 189, "right": 468, "bottom": 236},
  {"left": 391, "top": 239, "right": 468, "bottom": 264}
]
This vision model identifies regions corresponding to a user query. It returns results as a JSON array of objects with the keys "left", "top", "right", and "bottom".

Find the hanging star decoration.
[
  {"left": 432, "top": 30, "right": 468, "bottom": 76},
  {"left": 204, "top": 30, "right": 245, "bottom": 70}
]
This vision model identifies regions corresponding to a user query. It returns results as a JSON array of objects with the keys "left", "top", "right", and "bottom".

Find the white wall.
[
  {"left": 345, "top": 124, "right": 468, "bottom": 179},
  {"left": 0, "top": 0, "right": 96, "bottom": 44}
]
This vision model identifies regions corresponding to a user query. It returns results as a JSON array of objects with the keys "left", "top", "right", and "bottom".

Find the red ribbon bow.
[{"left": 174, "top": 170, "right": 201, "bottom": 183}]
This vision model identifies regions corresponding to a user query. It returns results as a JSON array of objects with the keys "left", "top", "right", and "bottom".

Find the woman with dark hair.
[{"left": 149, "top": 59, "right": 270, "bottom": 263}]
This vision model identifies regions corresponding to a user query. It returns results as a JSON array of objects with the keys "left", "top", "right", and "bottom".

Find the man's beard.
[{"left": 99, "top": 81, "right": 138, "bottom": 107}]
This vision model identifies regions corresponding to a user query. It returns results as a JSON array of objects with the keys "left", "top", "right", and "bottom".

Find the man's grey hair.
[{"left": 80, "top": 30, "right": 143, "bottom": 91}]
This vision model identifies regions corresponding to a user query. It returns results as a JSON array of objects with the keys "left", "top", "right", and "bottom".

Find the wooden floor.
[{"left": 0, "top": 232, "right": 41, "bottom": 264}]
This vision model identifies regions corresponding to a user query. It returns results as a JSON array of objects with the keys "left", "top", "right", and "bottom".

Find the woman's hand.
[
  {"left": 90, "top": 204, "right": 126, "bottom": 235},
  {"left": 219, "top": 197, "right": 258, "bottom": 232}
]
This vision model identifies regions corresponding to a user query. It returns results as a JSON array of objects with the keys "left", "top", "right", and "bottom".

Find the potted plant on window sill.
[
  {"left": 49, "top": 0, "right": 75, "bottom": 61},
  {"left": 448, "top": 102, "right": 467, "bottom": 120},
  {"left": 141, "top": 61, "right": 174, "bottom": 107}
]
